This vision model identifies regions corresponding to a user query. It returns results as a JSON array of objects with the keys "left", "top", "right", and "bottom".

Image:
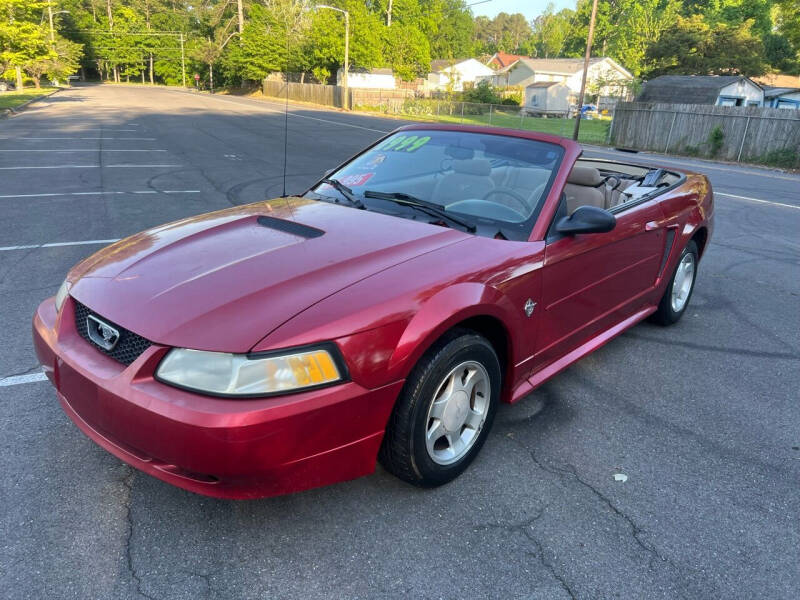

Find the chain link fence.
[{"left": 352, "top": 97, "right": 611, "bottom": 145}]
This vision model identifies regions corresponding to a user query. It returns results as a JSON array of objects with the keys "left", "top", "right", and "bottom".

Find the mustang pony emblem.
[{"left": 86, "top": 315, "right": 120, "bottom": 351}]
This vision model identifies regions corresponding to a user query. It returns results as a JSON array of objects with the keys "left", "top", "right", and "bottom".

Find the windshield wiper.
[
  {"left": 320, "top": 178, "right": 365, "bottom": 209},
  {"left": 363, "top": 190, "right": 476, "bottom": 233}
]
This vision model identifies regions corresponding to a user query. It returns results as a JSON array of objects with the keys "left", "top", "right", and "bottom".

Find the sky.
[{"left": 472, "top": 0, "right": 576, "bottom": 22}]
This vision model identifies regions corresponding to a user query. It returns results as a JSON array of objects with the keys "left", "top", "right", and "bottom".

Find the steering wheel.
[{"left": 483, "top": 187, "right": 529, "bottom": 213}]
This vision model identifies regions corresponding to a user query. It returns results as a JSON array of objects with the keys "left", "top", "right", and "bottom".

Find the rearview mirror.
[{"left": 556, "top": 205, "right": 616, "bottom": 235}]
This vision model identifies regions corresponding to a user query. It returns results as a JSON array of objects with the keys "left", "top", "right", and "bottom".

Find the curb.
[{"left": 0, "top": 88, "right": 61, "bottom": 119}]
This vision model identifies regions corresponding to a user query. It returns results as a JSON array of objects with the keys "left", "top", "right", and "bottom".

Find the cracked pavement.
[{"left": 1, "top": 85, "right": 798, "bottom": 599}]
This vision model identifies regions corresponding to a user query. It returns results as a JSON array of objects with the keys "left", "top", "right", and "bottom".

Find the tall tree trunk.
[
  {"left": 15, "top": 66, "right": 23, "bottom": 89},
  {"left": 33, "top": 76, "right": 41, "bottom": 89},
  {"left": 237, "top": 0, "right": 244, "bottom": 34},
  {"left": 106, "top": 0, "right": 113, "bottom": 30},
  {"left": 149, "top": 55, "right": 154, "bottom": 84},
  {"left": 209, "top": 63, "right": 214, "bottom": 93},
  {"left": 141, "top": 68, "right": 145, "bottom": 83}
]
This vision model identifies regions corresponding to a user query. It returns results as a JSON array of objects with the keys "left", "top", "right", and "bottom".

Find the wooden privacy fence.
[
  {"left": 610, "top": 102, "right": 800, "bottom": 164},
  {"left": 262, "top": 80, "right": 343, "bottom": 107},
  {"left": 262, "top": 80, "right": 413, "bottom": 109}
]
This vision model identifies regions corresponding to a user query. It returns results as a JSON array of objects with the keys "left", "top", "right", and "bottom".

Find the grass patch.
[
  {"left": 354, "top": 103, "right": 610, "bottom": 144},
  {"left": 0, "top": 89, "right": 54, "bottom": 110}
]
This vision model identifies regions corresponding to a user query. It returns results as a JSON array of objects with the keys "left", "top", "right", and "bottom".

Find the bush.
[
  {"left": 753, "top": 148, "right": 799, "bottom": 169},
  {"left": 462, "top": 80, "right": 502, "bottom": 105},
  {"left": 708, "top": 125, "right": 725, "bottom": 157},
  {"left": 501, "top": 90, "right": 522, "bottom": 106}
]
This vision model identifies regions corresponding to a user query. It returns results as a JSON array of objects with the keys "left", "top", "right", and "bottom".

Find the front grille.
[{"left": 73, "top": 300, "right": 152, "bottom": 365}]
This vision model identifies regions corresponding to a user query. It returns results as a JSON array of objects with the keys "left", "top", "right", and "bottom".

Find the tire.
[
  {"left": 651, "top": 240, "right": 699, "bottom": 326},
  {"left": 379, "top": 328, "right": 501, "bottom": 487}
]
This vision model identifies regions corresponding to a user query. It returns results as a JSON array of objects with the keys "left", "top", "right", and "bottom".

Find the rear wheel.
[
  {"left": 651, "top": 240, "right": 698, "bottom": 325},
  {"left": 379, "top": 329, "right": 501, "bottom": 487}
]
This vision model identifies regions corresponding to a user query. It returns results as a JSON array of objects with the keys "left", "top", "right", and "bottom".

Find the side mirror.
[{"left": 556, "top": 205, "right": 616, "bottom": 235}]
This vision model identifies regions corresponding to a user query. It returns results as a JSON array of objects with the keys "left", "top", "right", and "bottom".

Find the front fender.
[{"left": 386, "top": 282, "right": 519, "bottom": 380}]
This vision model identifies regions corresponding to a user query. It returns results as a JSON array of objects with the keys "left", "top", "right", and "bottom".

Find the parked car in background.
[{"left": 0, "top": 81, "right": 15, "bottom": 92}]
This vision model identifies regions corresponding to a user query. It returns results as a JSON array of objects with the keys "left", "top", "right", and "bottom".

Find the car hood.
[{"left": 69, "top": 197, "right": 466, "bottom": 352}]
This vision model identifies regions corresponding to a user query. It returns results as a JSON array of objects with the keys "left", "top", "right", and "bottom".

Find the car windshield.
[{"left": 305, "top": 129, "right": 564, "bottom": 241}]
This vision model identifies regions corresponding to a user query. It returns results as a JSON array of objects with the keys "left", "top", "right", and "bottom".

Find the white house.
[
  {"left": 426, "top": 58, "right": 494, "bottom": 92},
  {"left": 490, "top": 57, "right": 633, "bottom": 102},
  {"left": 637, "top": 76, "right": 764, "bottom": 106},
  {"left": 524, "top": 81, "right": 571, "bottom": 115},
  {"left": 336, "top": 68, "right": 395, "bottom": 89}
]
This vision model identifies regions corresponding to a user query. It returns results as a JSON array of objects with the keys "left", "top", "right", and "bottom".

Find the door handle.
[{"left": 645, "top": 221, "right": 660, "bottom": 231}]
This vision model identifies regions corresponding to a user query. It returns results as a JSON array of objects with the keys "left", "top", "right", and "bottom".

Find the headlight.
[
  {"left": 155, "top": 345, "right": 344, "bottom": 396},
  {"left": 54, "top": 280, "right": 70, "bottom": 312}
]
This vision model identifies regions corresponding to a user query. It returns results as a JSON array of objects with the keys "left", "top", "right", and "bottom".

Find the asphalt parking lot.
[{"left": 1, "top": 85, "right": 798, "bottom": 600}]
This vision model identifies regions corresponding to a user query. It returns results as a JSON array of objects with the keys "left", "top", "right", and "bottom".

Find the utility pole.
[
  {"left": 572, "top": 0, "right": 598, "bottom": 141},
  {"left": 387, "top": 0, "right": 392, "bottom": 26},
  {"left": 48, "top": 0, "right": 55, "bottom": 43},
  {"left": 236, "top": 0, "right": 244, "bottom": 35},
  {"left": 180, "top": 33, "right": 186, "bottom": 87}
]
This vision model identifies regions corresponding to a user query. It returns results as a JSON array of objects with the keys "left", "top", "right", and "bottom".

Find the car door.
[{"left": 531, "top": 195, "right": 668, "bottom": 375}]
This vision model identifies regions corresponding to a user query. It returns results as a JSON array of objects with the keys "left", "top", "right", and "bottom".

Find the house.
[
  {"left": 486, "top": 52, "right": 526, "bottom": 70},
  {"left": 489, "top": 57, "right": 633, "bottom": 103},
  {"left": 763, "top": 86, "right": 800, "bottom": 109},
  {"left": 336, "top": 68, "right": 395, "bottom": 89},
  {"left": 523, "top": 81, "right": 571, "bottom": 115},
  {"left": 637, "top": 75, "right": 763, "bottom": 106},
  {"left": 426, "top": 58, "right": 494, "bottom": 92}
]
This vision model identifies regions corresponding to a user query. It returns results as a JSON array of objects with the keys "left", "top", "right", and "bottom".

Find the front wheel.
[
  {"left": 379, "top": 329, "right": 501, "bottom": 487},
  {"left": 651, "top": 240, "right": 699, "bottom": 325}
]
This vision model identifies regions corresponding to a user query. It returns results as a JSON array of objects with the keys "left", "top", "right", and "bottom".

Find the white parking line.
[
  {"left": 0, "top": 190, "right": 201, "bottom": 199},
  {"left": 0, "top": 372, "right": 48, "bottom": 387},
  {"left": 0, "top": 164, "right": 181, "bottom": 170},
  {"left": 0, "top": 239, "right": 119, "bottom": 252},
  {"left": 3, "top": 137, "right": 157, "bottom": 140},
  {"left": 715, "top": 192, "right": 800, "bottom": 210},
  {"left": 0, "top": 149, "right": 168, "bottom": 152}
]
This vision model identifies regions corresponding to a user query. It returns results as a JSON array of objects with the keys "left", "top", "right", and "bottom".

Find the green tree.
[
  {"left": 525, "top": 4, "right": 576, "bottom": 58},
  {"left": 382, "top": 22, "right": 430, "bottom": 80},
  {"left": 645, "top": 14, "right": 768, "bottom": 78}
]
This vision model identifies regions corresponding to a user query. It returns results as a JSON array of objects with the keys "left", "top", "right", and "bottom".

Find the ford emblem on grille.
[{"left": 86, "top": 314, "right": 120, "bottom": 351}]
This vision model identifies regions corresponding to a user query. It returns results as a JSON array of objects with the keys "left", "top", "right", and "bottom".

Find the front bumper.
[{"left": 33, "top": 297, "right": 403, "bottom": 499}]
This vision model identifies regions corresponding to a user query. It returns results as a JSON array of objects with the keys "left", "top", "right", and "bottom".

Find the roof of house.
[
  {"left": 763, "top": 85, "right": 800, "bottom": 98},
  {"left": 526, "top": 81, "right": 563, "bottom": 88},
  {"left": 637, "top": 75, "right": 761, "bottom": 103},
  {"left": 487, "top": 52, "right": 526, "bottom": 69},
  {"left": 429, "top": 58, "right": 479, "bottom": 72},
  {"left": 339, "top": 67, "right": 393, "bottom": 75},
  {"left": 513, "top": 57, "right": 605, "bottom": 75}
]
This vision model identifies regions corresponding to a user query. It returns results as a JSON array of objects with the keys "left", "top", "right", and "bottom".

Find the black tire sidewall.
[
  {"left": 408, "top": 336, "right": 501, "bottom": 486},
  {"left": 661, "top": 240, "right": 699, "bottom": 323}
]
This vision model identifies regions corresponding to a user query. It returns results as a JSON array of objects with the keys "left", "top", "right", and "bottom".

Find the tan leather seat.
[
  {"left": 432, "top": 159, "right": 494, "bottom": 205},
  {"left": 564, "top": 166, "right": 605, "bottom": 214}
]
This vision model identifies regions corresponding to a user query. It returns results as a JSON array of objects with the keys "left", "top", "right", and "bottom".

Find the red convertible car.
[{"left": 33, "top": 125, "right": 713, "bottom": 499}]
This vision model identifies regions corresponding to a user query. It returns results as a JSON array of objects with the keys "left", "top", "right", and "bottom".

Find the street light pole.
[
  {"left": 315, "top": 5, "right": 350, "bottom": 110},
  {"left": 572, "top": 0, "right": 599, "bottom": 141}
]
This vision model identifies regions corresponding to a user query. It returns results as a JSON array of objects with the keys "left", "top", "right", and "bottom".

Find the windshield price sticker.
[
  {"left": 336, "top": 173, "right": 374, "bottom": 187},
  {"left": 380, "top": 135, "right": 431, "bottom": 153}
]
